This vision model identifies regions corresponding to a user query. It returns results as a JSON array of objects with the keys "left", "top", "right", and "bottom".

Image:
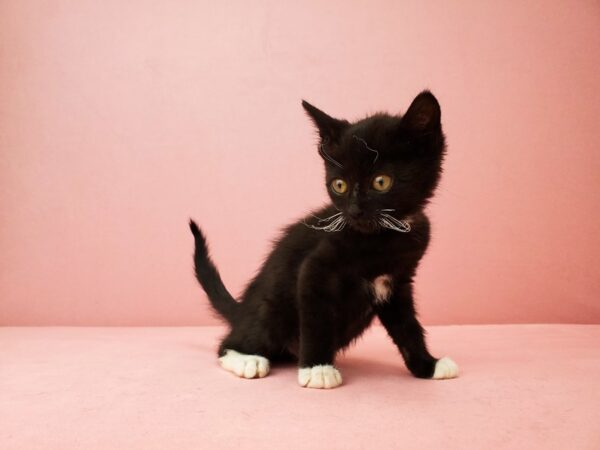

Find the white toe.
[
  {"left": 257, "top": 358, "right": 269, "bottom": 378},
  {"left": 298, "top": 367, "right": 311, "bottom": 387},
  {"left": 298, "top": 365, "right": 343, "bottom": 389},
  {"left": 243, "top": 360, "right": 257, "bottom": 378},
  {"left": 232, "top": 358, "right": 245, "bottom": 377},
  {"left": 432, "top": 356, "right": 459, "bottom": 379},
  {"left": 323, "top": 368, "right": 339, "bottom": 388},
  {"left": 308, "top": 366, "right": 324, "bottom": 388}
]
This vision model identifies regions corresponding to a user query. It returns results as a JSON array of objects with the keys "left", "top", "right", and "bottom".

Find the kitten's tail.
[{"left": 189, "top": 219, "right": 239, "bottom": 323}]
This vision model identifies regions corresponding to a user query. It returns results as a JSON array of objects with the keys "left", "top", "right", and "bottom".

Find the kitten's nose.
[{"left": 347, "top": 204, "right": 364, "bottom": 219}]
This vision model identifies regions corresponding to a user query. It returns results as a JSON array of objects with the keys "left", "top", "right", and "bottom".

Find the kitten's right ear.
[
  {"left": 401, "top": 90, "right": 441, "bottom": 133},
  {"left": 301, "top": 100, "right": 349, "bottom": 142}
]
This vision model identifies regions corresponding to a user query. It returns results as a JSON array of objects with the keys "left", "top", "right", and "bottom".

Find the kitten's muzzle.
[
  {"left": 347, "top": 204, "right": 365, "bottom": 220},
  {"left": 348, "top": 216, "right": 379, "bottom": 233}
]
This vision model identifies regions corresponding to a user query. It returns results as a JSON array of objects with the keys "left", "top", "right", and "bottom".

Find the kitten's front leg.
[
  {"left": 296, "top": 257, "right": 343, "bottom": 389},
  {"left": 376, "top": 281, "right": 459, "bottom": 380}
]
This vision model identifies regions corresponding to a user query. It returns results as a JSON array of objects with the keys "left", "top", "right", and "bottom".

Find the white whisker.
[
  {"left": 378, "top": 213, "right": 411, "bottom": 233},
  {"left": 319, "top": 143, "right": 344, "bottom": 169},
  {"left": 352, "top": 135, "right": 379, "bottom": 164},
  {"left": 303, "top": 214, "right": 347, "bottom": 232},
  {"left": 309, "top": 212, "right": 342, "bottom": 223}
]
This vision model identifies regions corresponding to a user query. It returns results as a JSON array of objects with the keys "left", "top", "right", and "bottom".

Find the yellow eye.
[
  {"left": 372, "top": 175, "right": 392, "bottom": 192},
  {"left": 331, "top": 178, "right": 348, "bottom": 194}
]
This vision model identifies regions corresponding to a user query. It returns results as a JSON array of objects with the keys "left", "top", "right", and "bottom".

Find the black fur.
[{"left": 190, "top": 90, "right": 447, "bottom": 378}]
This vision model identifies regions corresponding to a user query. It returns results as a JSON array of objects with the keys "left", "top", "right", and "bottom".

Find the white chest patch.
[{"left": 371, "top": 275, "right": 392, "bottom": 304}]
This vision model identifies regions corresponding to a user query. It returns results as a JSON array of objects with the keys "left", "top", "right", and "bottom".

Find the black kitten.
[{"left": 189, "top": 91, "right": 458, "bottom": 389}]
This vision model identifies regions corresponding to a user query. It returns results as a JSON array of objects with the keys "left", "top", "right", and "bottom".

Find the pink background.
[{"left": 1, "top": 0, "right": 599, "bottom": 326}]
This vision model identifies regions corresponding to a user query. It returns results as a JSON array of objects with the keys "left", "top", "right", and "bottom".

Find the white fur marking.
[
  {"left": 432, "top": 357, "right": 459, "bottom": 379},
  {"left": 218, "top": 349, "right": 270, "bottom": 379},
  {"left": 298, "top": 365, "right": 343, "bottom": 389},
  {"left": 371, "top": 275, "right": 392, "bottom": 304}
]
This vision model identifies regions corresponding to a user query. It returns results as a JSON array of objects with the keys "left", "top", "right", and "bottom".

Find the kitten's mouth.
[{"left": 348, "top": 218, "right": 380, "bottom": 233}]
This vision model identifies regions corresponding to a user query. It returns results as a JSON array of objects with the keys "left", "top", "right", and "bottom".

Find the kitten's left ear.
[
  {"left": 302, "top": 100, "right": 349, "bottom": 141},
  {"left": 402, "top": 90, "right": 441, "bottom": 133}
]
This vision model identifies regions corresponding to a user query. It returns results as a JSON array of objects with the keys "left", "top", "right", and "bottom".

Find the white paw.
[
  {"left": 218, "top": 349, "right": 270, "bottom": 379},
  {"left": 298, "top": 365, "right": 343, "bottom": 389},
  {"left": 432, "top": 356, "right": 459, "bottom": 379}
]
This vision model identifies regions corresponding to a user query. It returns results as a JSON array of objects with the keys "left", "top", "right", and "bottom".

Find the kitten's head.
[{"left": 302, "top": 91, "right": 446, "bottom": 233}]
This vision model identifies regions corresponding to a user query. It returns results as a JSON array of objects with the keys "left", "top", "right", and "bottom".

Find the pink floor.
[{"left": 1, "top": 325, "right": 599, "bottom": 449}]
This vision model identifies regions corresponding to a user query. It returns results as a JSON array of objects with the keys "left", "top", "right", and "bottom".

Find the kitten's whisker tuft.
[{"left": 303, "top": 214, "right": 347, "bottom": 232}]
